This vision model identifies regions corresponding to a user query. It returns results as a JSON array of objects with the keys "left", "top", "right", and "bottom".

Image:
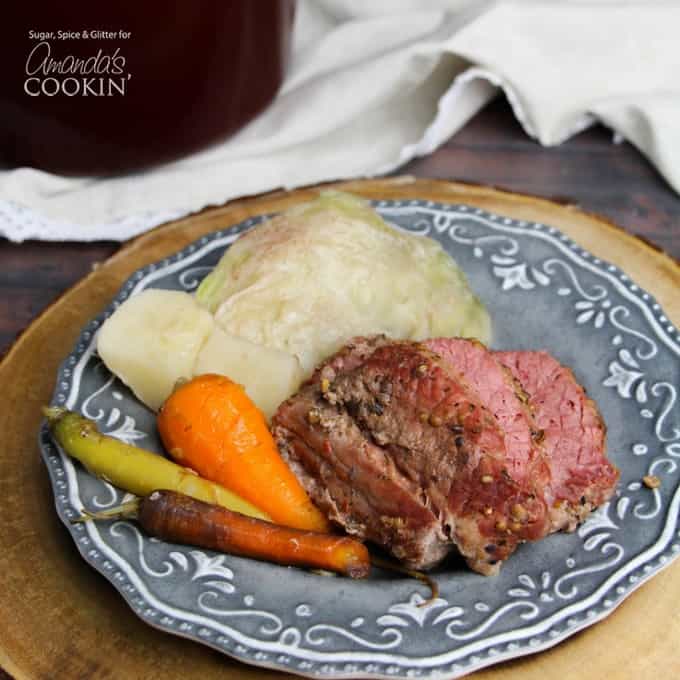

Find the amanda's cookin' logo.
[{"left": 24, "top": 31, "right": 132, "bottom": 97}]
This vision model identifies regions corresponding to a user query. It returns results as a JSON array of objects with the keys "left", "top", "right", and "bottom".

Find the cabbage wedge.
[{"left": 197, "top": 191, "right": 490, "bottom": 375}]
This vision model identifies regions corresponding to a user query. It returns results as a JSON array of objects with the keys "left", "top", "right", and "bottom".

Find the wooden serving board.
[{"left": 1, "top": 178, "right": 678, "bottom": 680}]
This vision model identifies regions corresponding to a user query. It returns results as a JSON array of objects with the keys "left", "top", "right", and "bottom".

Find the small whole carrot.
[
  {"left": 43, "top": 406, "right": 269, "bottom": 521},
  {"left": 82, "top": 490, "right": 370, "bottom": 579},
  {"left": 157, "top": 374, "right": 330, "bottom": 533}
]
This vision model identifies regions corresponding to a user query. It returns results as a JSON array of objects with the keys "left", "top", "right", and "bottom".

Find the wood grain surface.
[{"left": 0, "top": 176, "right": 678, "bottom": 680}]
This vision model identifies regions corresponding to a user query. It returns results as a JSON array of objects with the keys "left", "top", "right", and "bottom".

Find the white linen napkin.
[{"left": 2, "top": 0, "right": 679, "bottom": 242}]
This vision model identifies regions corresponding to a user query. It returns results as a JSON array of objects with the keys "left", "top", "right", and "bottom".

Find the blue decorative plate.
[{"left": 40, "top": 200, "right": 680, "bottom": 678}]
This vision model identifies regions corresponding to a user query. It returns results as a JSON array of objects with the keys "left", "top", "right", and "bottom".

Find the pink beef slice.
[
  {"left": 425, "top": 338, "right": 552, "bottom": 512},
  {"left": 495, "top": 350, "right": 619, "bottom": 531},
  {"left": 272, "top": 336, "right": 551, "bottom": 575}
]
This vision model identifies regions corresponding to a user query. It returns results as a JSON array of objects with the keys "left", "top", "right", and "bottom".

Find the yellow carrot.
[{"left": 43, "top": 406, "right": 270, "bottom": 521}]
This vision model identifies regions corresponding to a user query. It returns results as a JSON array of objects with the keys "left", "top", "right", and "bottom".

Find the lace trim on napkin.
[{"left": 0, "top": 200, "right": 187, "bottom": 243}]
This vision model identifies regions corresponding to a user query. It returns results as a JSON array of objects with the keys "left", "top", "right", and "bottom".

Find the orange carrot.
[
  {"left": 128, "top": 490, "right": 369, "bottom": 577},
  {"left": 157, "top": 374, "right": 330, "bottom": 533}
]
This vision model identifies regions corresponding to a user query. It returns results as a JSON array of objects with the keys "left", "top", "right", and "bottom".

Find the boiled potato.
[
  {"left": 97, "top": 289, "right": 215, "bottom": 411},
  {"left": 194, "top": 326, "right": 303, "bottom": 420},
  {"left": 97, "top": 288, "right": 302, "bottom": 417}
]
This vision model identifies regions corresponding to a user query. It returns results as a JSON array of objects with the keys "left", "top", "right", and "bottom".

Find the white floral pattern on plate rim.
[{"left": 40, "top": 200, "right": 680, "bottom": 679}]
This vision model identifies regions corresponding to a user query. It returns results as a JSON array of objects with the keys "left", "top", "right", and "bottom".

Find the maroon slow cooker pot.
[{"left": 0, "top": 1, "right": 295, "bottom": 175}]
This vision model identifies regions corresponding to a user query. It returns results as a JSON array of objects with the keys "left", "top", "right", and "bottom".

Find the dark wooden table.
[{"left": 1, "top": 97, "right": 679, "bottom": 360}]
